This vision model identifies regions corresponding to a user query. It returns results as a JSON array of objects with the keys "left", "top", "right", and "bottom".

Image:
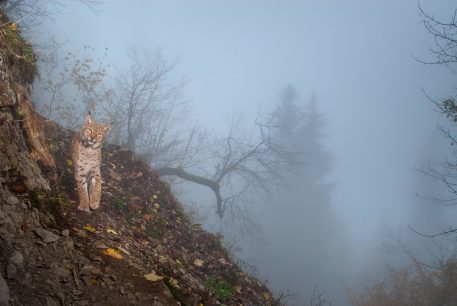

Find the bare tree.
[
  {"left": 101, "top": 47, "right": 187, "bottom": 156},
  {"left": 412, "top": 4, "right": 457, "bottom": 236},
  {"left": 33, "top": 41, "right": 111, "bottom": 130},
  {"left": 1, "top": 0, "right": 103, "bottom": 24},
  {"left": 157, "top": 115, "right": 299, "bottom": 220},
  {"left": 417, "top": 3, "right": 457, "bottom": 119},
  {"left": 417, "top": 4, "right": 457, "bottom": 68}
]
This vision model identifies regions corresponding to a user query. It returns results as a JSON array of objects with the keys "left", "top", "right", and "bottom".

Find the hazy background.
[{"left": 21, "top": 0, "right": 457, "bottom": 304}]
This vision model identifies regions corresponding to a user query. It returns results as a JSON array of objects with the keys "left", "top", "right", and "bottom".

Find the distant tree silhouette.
[{"left": 263, "top": 86, "right": 343, "bottom": 303}]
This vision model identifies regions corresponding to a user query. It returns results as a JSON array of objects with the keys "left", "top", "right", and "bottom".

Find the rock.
[
  {"left": 79, "top": 265, "right": 94, "bottom": 276},
  {"left": 5, "top": 195, "right": 18, "bottom": 206},
  {"left": 74, "top": 242, "right": 83, "bottom": 249},
  {"left": 33, "top": 228, "right": 60, "bottom": 243},
  {"left": 88, "top": 254, "right": 102, "bottom": 262},
  {"left": 65, "top": 239, "right": 74, "bottom": 250},
  {"left": 8, "top": 211, "right": 22, "bottom": 224},
  {"left": 119, "top": 287, "right": 126, "bottom": 295},
  {"left": 81, "top": 276, "right": 92, "bottom": 286},
  {"left": 56, "top": 292, "right": 65, "bottom": 305},
  {"left": 45, "top": 296, "right": 59, "bottom": 306},
  {"left": 61, "top": 229, "right": 69, "bottom": 237},
  {"left": 94, "top": 241, "right": 108, "bottom": 249},
  {"left": 53, "top": 267, "right": 71, "bottom": 279},
  {"left": 0, "top": 272, "right": 10, "bottom": 306},
  {"left": 8, "top": 250, "right": 23, "bottom": 266},
  {"left": 6, "top": 264, "right": 16, "bottom": 279}
]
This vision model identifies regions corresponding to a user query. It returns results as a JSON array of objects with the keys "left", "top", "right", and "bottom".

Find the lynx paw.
[
  {"left": 89, "top": 202, "right": 100, "bottom": 210},
  {"left": 77, "top": 204, "right": 90, "bottom": 212}
]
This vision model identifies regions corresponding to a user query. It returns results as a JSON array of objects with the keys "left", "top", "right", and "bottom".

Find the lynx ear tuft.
[{"left": 85, "top": 114, "right": 93, "bottom": 125}]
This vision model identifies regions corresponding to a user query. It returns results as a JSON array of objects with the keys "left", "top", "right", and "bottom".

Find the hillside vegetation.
[{"left": 0, "top": 11, "right": 277, "bottom": 306}]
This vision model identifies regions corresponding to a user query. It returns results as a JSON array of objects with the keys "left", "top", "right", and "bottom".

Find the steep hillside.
[{"left": 0, "top": 13, "right": 278, "bottom": 306}]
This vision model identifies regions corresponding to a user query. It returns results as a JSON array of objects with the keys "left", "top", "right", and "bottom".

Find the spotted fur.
[{"left": 71, "top": 115, "right": 110, "bottom": 212}]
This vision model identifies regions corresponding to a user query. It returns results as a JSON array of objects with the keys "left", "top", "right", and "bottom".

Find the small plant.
[
  {"left": 164, "top": 277, "right": 187, "bottom": 304},
  {"left": 204, "top": 276, "right": 235, "bottom": 301},
  {"left": 114, "top": 197, "right": 127, "bottom": 213},
  {"left": 22, "top": 46, "right": 34, "bottom": 64},
  {"left": 29, "top": 189, "right": 44, "bottom": 209}
]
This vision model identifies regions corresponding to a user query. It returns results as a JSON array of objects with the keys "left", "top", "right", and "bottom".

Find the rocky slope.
[{"left": 0, "top": 12, "right": 279, "bottom": 306}]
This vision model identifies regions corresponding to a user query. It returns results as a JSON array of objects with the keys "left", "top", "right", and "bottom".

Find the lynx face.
[{"left": 80, "top": 117, "right": 110, "bottom": 149}]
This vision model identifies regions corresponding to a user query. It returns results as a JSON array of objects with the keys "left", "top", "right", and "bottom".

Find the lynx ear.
[{"left": 85, "top": 114, "right": 93, "bottom": 125}]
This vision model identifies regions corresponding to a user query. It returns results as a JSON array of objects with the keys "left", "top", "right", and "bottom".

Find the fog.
[{"left": 21, "top": 0, "right": 457, "bottom": 304}]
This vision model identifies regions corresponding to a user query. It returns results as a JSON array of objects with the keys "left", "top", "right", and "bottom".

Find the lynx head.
[{"left": 80, "top": 115, "right": 110, "bottom": 148}]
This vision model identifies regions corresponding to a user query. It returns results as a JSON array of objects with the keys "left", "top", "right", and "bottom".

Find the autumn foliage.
[{"left": 348, "top": 258, "right": 457, "bottom": 306}]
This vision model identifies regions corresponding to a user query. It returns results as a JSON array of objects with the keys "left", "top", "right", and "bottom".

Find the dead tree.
[
  {"left": 101, "top": 47, "right": 186, "bottom": 155},
  {"left": 156, "top": 116, "right": 299, "bottom": 220},
  {"left": 413, "top": 4, "right": 457, "bottom": 237}
]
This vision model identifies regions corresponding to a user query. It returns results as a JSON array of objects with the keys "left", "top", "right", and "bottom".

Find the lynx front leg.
[
  {"left": 89, "top": 167, "right": 102, "bottom": 210},
  {"left": 75, "top": 170, "right": 90, "bottom": 212}
]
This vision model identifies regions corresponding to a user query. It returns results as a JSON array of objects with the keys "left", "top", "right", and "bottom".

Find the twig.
[
  {"left": 0, "top": 14, "right": 29, "bottom": 29},
  {"left": 408, "top": 224, "right": 457, "bottom": 238}
]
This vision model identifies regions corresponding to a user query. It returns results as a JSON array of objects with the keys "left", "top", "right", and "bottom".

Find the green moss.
[
  {"left": 29, "top": 189, "right": 45, "bottom": 209},
  {"left": 114, "top": 197, "right": 128, "bottom": 213},
  {"left": 204, "top": 277, "right": 235, "bottom": 301}
]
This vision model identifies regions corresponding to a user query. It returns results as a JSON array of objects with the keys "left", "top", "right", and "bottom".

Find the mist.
[{"left": 18, "top": 0, "right": 457, "bottom": 304}]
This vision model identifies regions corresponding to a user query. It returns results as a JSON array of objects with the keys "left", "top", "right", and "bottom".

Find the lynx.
[{"left": 71, "top": 115, "right": 110, "bottom": 212}]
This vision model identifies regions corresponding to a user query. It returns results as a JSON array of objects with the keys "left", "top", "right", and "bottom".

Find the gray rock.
[
  {"left": 61, "top": 229, "right": 69, "bottom": 237},
  {"left": 45, "top": 296, "right": 59, "bottom": 306},
  {"left": 33, "top": 228, "right": 60, "bottom": 243},
  {"left": 6, "top": 264, "right": 16, "bottom": 280},
  {"left": 53, "top": 267, "right": 71, "bottom": 279},
  {"left": 8, "top": 251, "right": 23, "bottom": 266},
  {"left": 65, "top": 239, "right": 74, "bottom": 250},
  {"left": 79, "top": 265, "right": 94, "bottom": 276},
  {"left": 5, "top": 196, "right": 18, "bottom": 206},
  {"left": 0, "top": 272, "right": 10, "bottom": 306}
]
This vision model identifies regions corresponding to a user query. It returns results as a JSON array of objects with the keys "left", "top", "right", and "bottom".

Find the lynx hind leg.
[{"left": 89, "top": 171, "right": 102, "bottom": 210}]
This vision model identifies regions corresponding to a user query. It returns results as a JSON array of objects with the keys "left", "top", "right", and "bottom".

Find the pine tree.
[{"left": 260, "top": 86, "right": 346, "bottom": 303}]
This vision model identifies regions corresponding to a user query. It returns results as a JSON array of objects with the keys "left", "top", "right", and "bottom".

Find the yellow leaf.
[
  {"left": 83, "top": 225, "right": 96, "bottom": 233},
  {"left": 168, "top": 277, "right": 180, "bottom": 288},
  {"left": 90, "top": 279, "right": 97, "bottom": 285},
  {"left": 144, "top": 271, "right": 164, "bottom": 282},
  {"left": 194, "top": 258, "right": 204, "bottom": 267},
  {"left": 154, "top": 203, "right": 160, "bottom": 209},
  {"left": 66, "top": 159, "right": 73, "bottom": 166},
  {"left": 176, "top": 217, "right": 181, "bottom": 224},
  {"left": 106, "top": 228, "right": 118, "bottom": 235},
  {"left": 102, "top": 248, "right": 123, "bottom": 259},
  {"left": 176, "top": 259, "right": 183, "bottom": 267},
  {"left": 263, "top": 292, "right": 271, "bottom": 301},
  {"left": 8, "top": 23, "right": 16, "bottom": 31}
]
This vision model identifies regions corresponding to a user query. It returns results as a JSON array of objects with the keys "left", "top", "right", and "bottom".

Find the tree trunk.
[{"left": 156, "top": 166, "right": 224, "bottom": 218}]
